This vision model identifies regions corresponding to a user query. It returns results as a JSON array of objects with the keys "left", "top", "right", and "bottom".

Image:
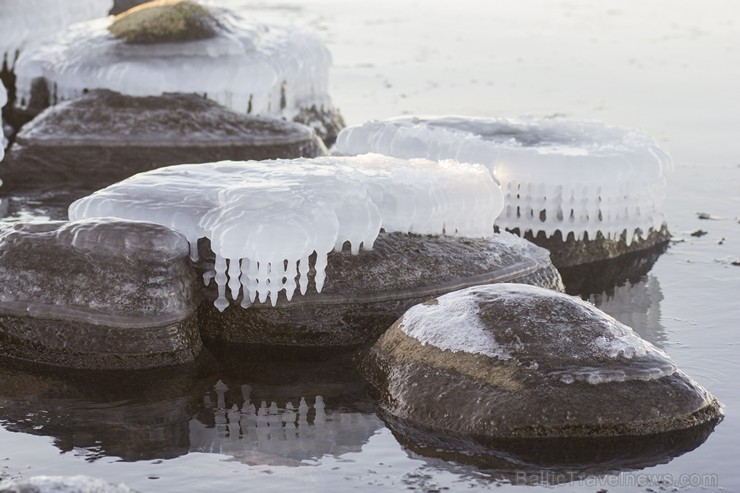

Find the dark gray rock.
[
  {"left": 517, "top": 224, "right": 671, "bottom": 270},
  {"left": 363, "top": 283, "right": 722, "bottom": 441},
  {"left": 0, "top": 218, "right": 201, "bottom": 370},
  {"left": 1, "top": 90, "right": 327, "bottom": 191},
  {"left": 198, "top": 232, "right": 564, "bottom": 347},
  {"left": 0, "top": 476, "right": 136, "bottom": 493},
  {"left": 111, "top": 0, "right": 151, "bottom": 15},
  {"left": 294, "top": 104, "right": 345, "bottom": 147}
]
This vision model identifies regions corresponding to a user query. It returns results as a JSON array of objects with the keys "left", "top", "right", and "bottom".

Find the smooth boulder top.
[
  {"left": 0, "top": 218, "right": 196, "bottom": 327},
  {"left": 109, "top": 0, "right": 220, "bottom": 44},
  {"left": 0, "top": 475, "right": 137, "bottom": 493},
  {"left": 365, "top": 283, "right": 722, "bottom": 440},
  {"left": 15, "top": 89, "right": 323, "bottom": 148}
]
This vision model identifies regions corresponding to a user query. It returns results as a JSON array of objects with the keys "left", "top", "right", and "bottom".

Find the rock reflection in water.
[
  {"left": 190, "top": 379, "right": 383, "bottom": 466},
  {"left": 590, "top": 275, "right": 666, "bottom": 347}
]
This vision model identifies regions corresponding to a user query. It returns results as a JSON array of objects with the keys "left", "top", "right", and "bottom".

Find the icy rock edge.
[
  {"left": 69, "top": 155, "right": 504, "bottom": 311},
  {"left": 334, "top": 116, "right": 672, "bottom": 245}
]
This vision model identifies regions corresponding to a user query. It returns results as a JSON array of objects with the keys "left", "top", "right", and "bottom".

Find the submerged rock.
[
  {"left": 109, "top": 0, "right": 220, "bottom": 45},
  {"left": 363, "top": 283, "right": 722, "bottom": 440},
  {"left": 198, "top": 232, "right": 564, "bottom": 347},
  {"left": 0, "top": 218, "right": 201, "bottom": 370},
  {"left": 1, "top": 90, "right": 326, "bottom": 190},
  {"left": 0, "top": 476, "right": 136, "bottom": 493}
]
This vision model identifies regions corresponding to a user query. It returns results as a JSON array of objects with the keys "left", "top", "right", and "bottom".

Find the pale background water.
[{"left": 1, "top": 0, "right": 739, "bottom": 491}]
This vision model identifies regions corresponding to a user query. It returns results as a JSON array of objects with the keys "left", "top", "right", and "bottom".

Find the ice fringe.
[
  {"left": 69, "top": 155, "right": 504, "bottom": 311},
  {"left": 0, "top": 81, "right": 6, "bottom": 160},
  {"left": 14, "top": 3, "right": 335, "bottom": 124},
  {"left": 335, "top": 116, "right": 673, "bottom": 245}
]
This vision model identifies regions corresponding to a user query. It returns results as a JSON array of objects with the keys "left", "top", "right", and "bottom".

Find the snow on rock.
[
  {"left": 69, "top": 155, "right": 503, "bottom": 311},
  {"left": 14, "top": 3, "right": 335, "bottom": 125},
  {"left": 335, "top": 116, "right": 672, "bottom": 244},
  {"left": 0, "top": 0, "right": 110, "bottom": 68},
  {"left": 399, "top": 283, "right": 676, "bottom": 384}
]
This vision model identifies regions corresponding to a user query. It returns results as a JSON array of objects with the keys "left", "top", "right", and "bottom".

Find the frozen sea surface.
[{"left": 0, "top": 0, "right": 739, "bottom": 491}]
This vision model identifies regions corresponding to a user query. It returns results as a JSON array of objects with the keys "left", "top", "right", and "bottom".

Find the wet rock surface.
[
  {"left": 1, "top": 90, "right": 326, "bottom": 190},
  {"left": 0, "top": 218, "right": 201, "bottom": 370},
  {"left": 0, "top": 475, "right": 137, "bottom": 493},
  {"left": 363, "top": 283, "right": 722, "bottom": 441},
  {"left": 109, "top": 0, "right": 220, "bottom": 45},
  {"left": 516, "top": 223, "right": 671, "bottom": 270},
  {"left": 198, "top": 232, "right": 564, "bottom": 347}
]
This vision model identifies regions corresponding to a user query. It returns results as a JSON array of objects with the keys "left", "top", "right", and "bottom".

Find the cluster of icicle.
[
  {"left": 335, "top": 116, "right": 673, "bottom": 244},
  {"left": 69, "top": 155, "right": 503, "bottom": 311},
  {"left": 14, "top": 4, "right": 333, "bottom": 122},
  {"left": 0, "top": 0, "right": 109, "bottom": 66}
]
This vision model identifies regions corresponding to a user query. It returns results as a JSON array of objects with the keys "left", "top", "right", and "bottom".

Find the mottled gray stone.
[
  {"left": 516, "top": 224, "right": 671, "bottom": 270},
  {"left": 0, "top": 476, "right": 136, "bottom": 493},
  {"left": 363, "top": 283, "right": 722, "bottom": 441},
  {"left": 2, "top": 90, "right": 326, "bottom": 190},
  {"left": 0, "top": 218, "right": 201, "bottom": 370},
  {"left": 198, "top": 232, "right": 564, "bottom": 347}
]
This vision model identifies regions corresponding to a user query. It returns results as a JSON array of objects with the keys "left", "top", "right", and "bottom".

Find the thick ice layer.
[
  {"left": 15, "top": 4, "right": 334, "bottom": 122},
  {"left": 399, "top": 283, "right": 676, "bottom": 384},
  {"left": 69, "top": 155, "right": 503, "bottom": 310},
  {"left": 335, "top": 116, "right": 672, "bottom": 243},
  {"left": 0, "top": 0, "right": 109, "bottom": 67}
]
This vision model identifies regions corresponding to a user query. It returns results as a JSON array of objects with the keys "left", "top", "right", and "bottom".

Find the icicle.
[
  {"left": 314, "top": 252, "right": 328, "bottom": 293},
  {"left": 214, "top": 256, "right": 229, "bottom": 312},
  {"left": 298, "top": 256, "right": 310, "bottom": 295},
  {"left": 227, "top": 258, "right": 241, "bottom": 300}
]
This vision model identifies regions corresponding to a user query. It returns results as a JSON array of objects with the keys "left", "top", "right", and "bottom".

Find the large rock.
[
  {"left": 363, "top": 283, "right": 722, "bottom": 441},
  {"left": 108, "top": 1, "right": 220, "bottom": 45},
  {"left": 198, "top": 232, "right": 564, "bottom": 347},
  {"left": 0, "top": 218, "right": 201, "bottom": 370},
  {"left": 1, "top": 90, "right": 326, "bottom": 190}
]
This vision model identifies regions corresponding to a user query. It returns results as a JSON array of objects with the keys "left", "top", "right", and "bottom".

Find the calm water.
[{"left": 1, "top": 1, "right": 739, "bottom": 491}]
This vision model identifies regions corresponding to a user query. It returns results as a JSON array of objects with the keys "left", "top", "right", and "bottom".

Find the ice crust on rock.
[
  {"left": 400, "top": 283, "right": 677, "bottom": 384},
  {"left": 0, "top": 0, "right": 110, "bottom": 67},
  {"left": 15, "top": 4, "right": 334, "bottom": 123},
  {"left": 69, "top": 155, "right": 503, "bottom": 310},
  {"left": 335, "top": 116, "right": 672, "bottom": 244}
]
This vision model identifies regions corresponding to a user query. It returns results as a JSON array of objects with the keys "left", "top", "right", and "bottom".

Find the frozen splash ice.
[
  {"left": 14, "top": 4, "right": 334, "bottom": 123},
  {"left": 69, "top": 155, "right": 503, "bottom": 310},
  {"left": 0, "top": 0, "right": 109, "bottom": 67},
  {"left": 335, "top": 116, "right": 672, "bottom": 244}
]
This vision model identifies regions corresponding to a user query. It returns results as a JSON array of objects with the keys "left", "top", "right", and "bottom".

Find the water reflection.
[
  {"left": 384, "top": 413, "right": 720, "bottom": 484},
  {"left": 590, "top": 275, "right": 666, "bottom": 347},
  {"left": 190, "top": 380, "right": 382, "bottom": 466},
  {"left": 0, "top": 349, "right": 383, "bottom": 466}
]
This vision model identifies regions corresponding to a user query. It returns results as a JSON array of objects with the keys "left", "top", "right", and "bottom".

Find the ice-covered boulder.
[
  {"left": 0, "top": 476, "right": 137, "bottom": 493},
  {"left": 363, "top": 284, "right": 722, "bottom": 441},
  {"left": 335, "top": 116, "right": 672, "bottom": 267},
  {"left": 1, "top": 90, "right": 326, "bottom": 191},
  {"left": 69, "top": 155, "right": 505, "bottom": 312},
  {"left": 198, "top": 232, "right": 563, "bottom": 347},
  {"left": 0, "top": 218, "right": 201, "bottom": 370},
  {"left": 14, "top": 1, "right": 345, "bottom": 144}
]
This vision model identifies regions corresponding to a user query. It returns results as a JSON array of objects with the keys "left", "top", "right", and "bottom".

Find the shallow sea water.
[{"left": 1, "top": 0, "right": 739, "bottom": 491}]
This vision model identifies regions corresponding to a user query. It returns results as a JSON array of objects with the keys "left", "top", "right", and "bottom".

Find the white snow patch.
[
  {"left": 69, "top": 155, "right": 503, "bottom": 310},
  {"left": 0, "top": 475, "right": 136, "bottom": 493},
  {"left": 399, "top": 289, "right": 513, "bottom": 360},
  {"left": 15, "top": 5, "right": 334, "bottom": 122},
  {"left": 335, "top": 116, "right": 672, "bottom": 244}
]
